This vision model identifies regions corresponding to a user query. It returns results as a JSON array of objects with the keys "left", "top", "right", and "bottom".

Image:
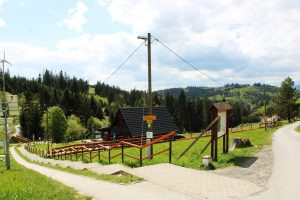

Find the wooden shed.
[{"left": 99, "top": 107, "right": 178, "bottom": 140}]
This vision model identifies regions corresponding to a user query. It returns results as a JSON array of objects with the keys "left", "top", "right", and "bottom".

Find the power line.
[
  {"left": 153, "top": 37, "right": 223, "bottom": 87},
  {"left": 103, "top": 41, "right": 146, "bottom": 84}
]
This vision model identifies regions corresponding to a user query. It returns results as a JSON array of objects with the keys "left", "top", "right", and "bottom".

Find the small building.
[{"left": 99, "top": 107, "right": 179, "bottom": 140}]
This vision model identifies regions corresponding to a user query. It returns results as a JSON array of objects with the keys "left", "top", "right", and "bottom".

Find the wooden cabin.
[{"left": 99, "top": 107, "right": 178, "bottom": 140}]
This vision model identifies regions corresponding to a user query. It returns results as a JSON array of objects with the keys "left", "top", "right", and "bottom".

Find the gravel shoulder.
[{"left": 212, "top": 146, "right": 273, "bottom": 188}]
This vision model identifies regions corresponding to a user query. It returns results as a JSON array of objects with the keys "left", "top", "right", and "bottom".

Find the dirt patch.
[{"left": 212, "top": 146, "right": 273, "bottom": 188}]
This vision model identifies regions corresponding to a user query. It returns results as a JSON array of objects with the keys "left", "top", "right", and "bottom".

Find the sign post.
[{"left": 143, "top": 115, "right": 156, "bottom": 158}]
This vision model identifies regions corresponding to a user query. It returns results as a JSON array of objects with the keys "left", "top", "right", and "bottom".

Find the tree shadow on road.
[{"left": 229, "top": 156, "right": 258, "bottom": 168}]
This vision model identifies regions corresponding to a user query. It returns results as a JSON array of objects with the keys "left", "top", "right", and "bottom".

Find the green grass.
[
  {"left": 16, "top": 147, "right": 143, "bottom": 184},
  {"left": 296, "top": 126, "right": 300, "bottom": 133},
  {"left": 0, "top": 158, "right": 91, "bottom": 200},
  {"left": 40, "top": 126, "right": 282, "bottom": 170},
  {"left": 34, "top": 140, "right": 83, "bottom": 151}
]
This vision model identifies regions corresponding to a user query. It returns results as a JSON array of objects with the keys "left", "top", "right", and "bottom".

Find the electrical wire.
[
  {"left": 103, "top": 41, "right": 146, "bottom": 84},
  {"left": 152, "top": 37, "right": 223, "bottom": 87}
]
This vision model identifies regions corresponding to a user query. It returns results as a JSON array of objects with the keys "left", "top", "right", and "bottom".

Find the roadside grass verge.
[
  {"left": 296, "top": 126, "right": 300, "bottom": 133},
  {"left": 0, "top": 157, "right": 90, "bottom": 200},
  {"left": 15, "top": 147, "right": 143, "bottom": 184},
  {"left": 37, "top": 126, "right": 282, "bottom": 170},
  {"left": 34, "top": 140, "right": 82, "bottom": 151}
]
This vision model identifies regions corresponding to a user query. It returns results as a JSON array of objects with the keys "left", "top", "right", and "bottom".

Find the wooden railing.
[
  {"left": 49, "top": 131, "right": 176, "bottom": 167},
  {"left": 11, "top": 135, "right": 31, "bottom": 143},
  {"left": 26, "top": 146, "right": 47, "bottom": 158}
]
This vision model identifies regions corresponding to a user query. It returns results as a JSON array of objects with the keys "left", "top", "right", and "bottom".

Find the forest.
[{"left": 1, "top": 70, "right": 298, "bottom": 140}]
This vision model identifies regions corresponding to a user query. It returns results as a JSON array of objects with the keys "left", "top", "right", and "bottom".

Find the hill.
[{"left": 155, "top": 83, "right": 278, "bottom": 110}]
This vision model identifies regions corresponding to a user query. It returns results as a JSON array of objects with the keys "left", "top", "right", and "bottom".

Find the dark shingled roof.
[
  {"left": 211, "top": 102, "right": 232, "bottom": 112},
  {"left": 118, "top": 107, "right": 179, "bottom": 137}
]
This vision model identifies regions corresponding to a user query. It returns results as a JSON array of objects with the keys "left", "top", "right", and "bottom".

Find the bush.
[
  {"left": 87, "top": 116, "right": 110, "bottom": 138},
  {"left": 66, "top": 115, "right": 86, "bottom": 141},
  {"left": 42, "top": 106, "right": 67, "bottom": 143}
]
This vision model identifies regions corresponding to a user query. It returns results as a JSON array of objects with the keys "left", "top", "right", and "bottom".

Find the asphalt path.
[{"left": 247, "top": 121, "right": 300, "bottom": 200}]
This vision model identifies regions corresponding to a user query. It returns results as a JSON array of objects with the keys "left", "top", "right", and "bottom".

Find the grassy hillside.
[{"left": 156, "top": 84, "right": 278, "bottom": 113}]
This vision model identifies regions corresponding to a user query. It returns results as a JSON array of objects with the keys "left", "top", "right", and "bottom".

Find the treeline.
[
  {"left": 2, "top": 70, "right": 105, "bottom": 139},
  {"left": 2, "top": 70, "right": 281, "bottom": 139}
]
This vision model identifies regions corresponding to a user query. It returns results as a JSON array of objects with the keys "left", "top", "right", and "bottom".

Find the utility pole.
[
  {"left": 147, "top": 33, "right": 152, "bottom": 116},
  {"left": 1, "top": 51, "right": 11, "bottom": 170},
  {"left": 46, "top": 109, "right": 50, "bottom": 157},
  {"left": 138, "top": 33, "right": 155, "bottom": 157},
  {"left": 264, "top": 85, "right": 267, "bottom": 131}
]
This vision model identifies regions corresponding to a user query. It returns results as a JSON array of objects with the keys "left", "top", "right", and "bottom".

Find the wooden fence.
[
  {"left": 26, "top": 121, "right": 283, "bottom": 164},
  {"left": 26, "top": 131, "right": 176, "bottom": 167}
]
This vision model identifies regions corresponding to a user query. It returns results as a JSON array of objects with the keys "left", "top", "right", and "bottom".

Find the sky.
[{"left": 0, "top": 0, "right": 299, "bottom": 91}]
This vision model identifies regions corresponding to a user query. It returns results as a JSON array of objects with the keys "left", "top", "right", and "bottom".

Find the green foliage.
[
  {"left": 66, "top": 115, "right": 86, "bottom": 141},
  {"left": 19, "top": 95, "right": 43, "bottom": 139},
  {"left": 276, "top": 77, "right": 297, "bottom": 122},
  {"left": 87, "top": 116, "right": 109, "bottom": 137},
  {"left": 42, "top": 106, "right": 67, "bottom": 143},
  {"left": 0, "top": 159, "right": 90, "bottom": 200}
]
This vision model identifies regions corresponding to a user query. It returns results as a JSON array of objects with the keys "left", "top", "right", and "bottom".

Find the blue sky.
[{"left": 0, "top": 0, "right": 299, "bottom": 90}]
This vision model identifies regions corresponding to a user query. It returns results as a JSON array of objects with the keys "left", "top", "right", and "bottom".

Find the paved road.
[
  {"left": 14, "top": 145, "right": 263, "bottom": 200},
  {"left": 11, "top": 147, "right": 197, "bottom": 200},
  {"left": 246, "top": 121, "right": 300, "bottom": 200}
]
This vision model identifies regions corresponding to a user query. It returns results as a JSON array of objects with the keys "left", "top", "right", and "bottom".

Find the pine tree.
[{"left": 277, "top": 77, "right": 297, "bottom": 123}]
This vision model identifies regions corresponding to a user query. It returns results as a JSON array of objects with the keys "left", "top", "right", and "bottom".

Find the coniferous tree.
[{"left": 276, "top": 77, "right": 297, "bottom": 122}]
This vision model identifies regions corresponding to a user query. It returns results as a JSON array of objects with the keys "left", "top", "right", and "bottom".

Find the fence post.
[
  {"left": 121, "top": 144, "right": 124, "bottom": 163},
  {"left": 82, "top": 147, "right": 84, "bottom": 161},
  {"left": 70, "top": 148, "right": 72, "bottom": 161},
  {"left": 98, "top": 149, "right": 100, "bottom": 163},
  {"left": 139, "top": 148, "right": 142, "bottom": 167},
  {"left": 108, "top": 150, "right": 111, "bottom": 164},
  {"left": 169, "top": 137, "right": 172, "bottom": 163},
  {"left": 90, "top": 151, "right": 92, "bottom": 163}
]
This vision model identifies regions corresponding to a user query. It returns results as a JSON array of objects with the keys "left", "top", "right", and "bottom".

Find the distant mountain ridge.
[{"left": 155, "top": 83, "right": 278, "bottom": 100}]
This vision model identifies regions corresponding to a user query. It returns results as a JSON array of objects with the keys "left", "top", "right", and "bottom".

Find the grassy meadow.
[
  {"left": 0, "top": 158, "right": 91, "bottom": 200},
  {"left": 34, "top": 125, "right": 281, "bottom": 170}
]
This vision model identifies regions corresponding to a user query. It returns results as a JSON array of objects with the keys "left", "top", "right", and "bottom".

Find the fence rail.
[
  {"left": 27, "top": 131, "right": 176, "bottom": 167},
  {"left": 26, "top": 121, "right": 283, "bottom": 165}
]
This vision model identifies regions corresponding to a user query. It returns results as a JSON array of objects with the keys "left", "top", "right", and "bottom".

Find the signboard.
[
  {"left": 263, "top": 116, "right": 268, "bottom": 123},
  {"left": 146, "top": 131, "right": 153, "bottom": 139},
  {"left": 143, "top": 115, "right": 156, "bottom": 124}
]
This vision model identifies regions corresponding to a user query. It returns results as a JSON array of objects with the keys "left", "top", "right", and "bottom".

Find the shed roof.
[
  {"left": 211, "top": 102, "right": 232, "bottom": 112},
  {"left": 115, "top": 106, "right": 179, "bottom": 137}
]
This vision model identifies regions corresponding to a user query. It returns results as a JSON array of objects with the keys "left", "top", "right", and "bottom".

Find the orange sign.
[
  {"left": 263, "top": 116, "right": 268, "bottom": 123},
  {"left": 143, "top": 115, "right": 157, "bottom": 124}
]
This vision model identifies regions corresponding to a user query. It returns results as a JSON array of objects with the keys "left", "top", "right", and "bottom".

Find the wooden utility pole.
[
  {"left": 139, "top": 33, "right": 155, "bottom": 158},
  {"left": 264, "top": 85, "right": 267, "bottom": 131},
  {"left": 147, "top": 33, "right": 152, "bottom": 116}
]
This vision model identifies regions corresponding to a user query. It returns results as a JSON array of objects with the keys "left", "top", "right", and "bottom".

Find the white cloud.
[
  {"left": 97, "top": 0, "right": 110, "bottom": 7},
  {"left": 1, "top": 0, "right": 300, "bottom": 90},
  {"left": 0, "top": 18, "right": 5, "bottom": 27},
  {"left": 106, "top": 0, "right": 300, "bottom": 85},
  {"left": 60, "top": 1, "right": 88, "bottom": 32},
  {"left": 0, "top": 0, "right": 6, "bottom": 27}
]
